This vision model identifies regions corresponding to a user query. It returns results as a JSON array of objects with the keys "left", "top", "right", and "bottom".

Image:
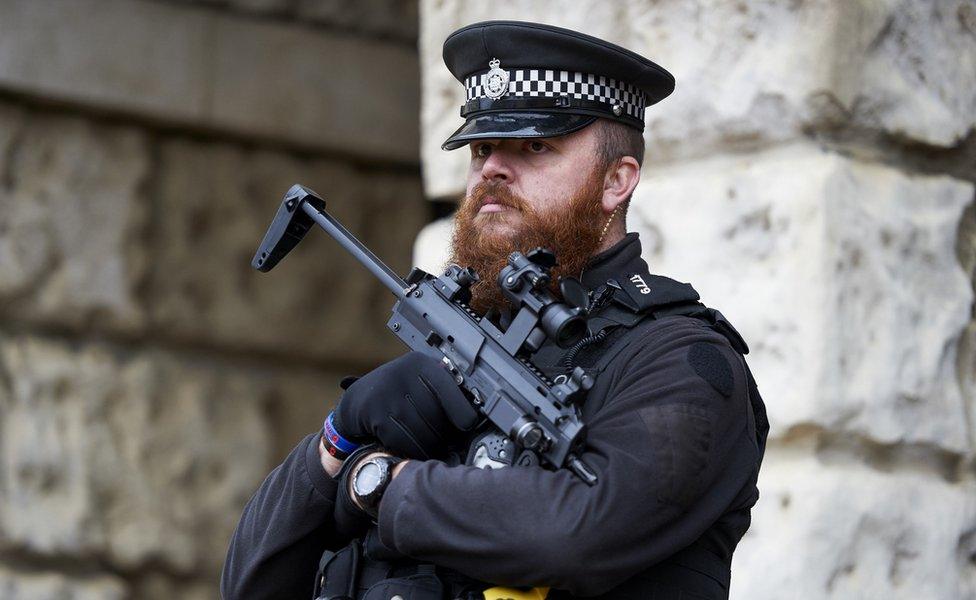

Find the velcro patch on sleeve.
[{"left": 688, "top": 342, "right": 734, "bottom": 398}]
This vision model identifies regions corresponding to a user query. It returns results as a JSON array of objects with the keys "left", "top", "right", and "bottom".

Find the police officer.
[{"left": 222, "top": 21, "right": 768, "bottom": 600}]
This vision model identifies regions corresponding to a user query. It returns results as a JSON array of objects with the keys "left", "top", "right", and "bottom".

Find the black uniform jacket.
[{"left": 222, "top": 233, "right": 766, "bottom": 599}]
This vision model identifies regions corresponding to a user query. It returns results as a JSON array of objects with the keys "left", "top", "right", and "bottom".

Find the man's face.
[
  {"left": 463, "top": 125, "right": 603, "bottom": 237},
  {"left": 450, "top": 125, "right": 608, "bottom": 314}
]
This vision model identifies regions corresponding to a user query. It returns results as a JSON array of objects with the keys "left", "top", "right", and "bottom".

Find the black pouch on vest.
[
  {"left": 362, "top": 567, "right": 445, "bottom": 600},
  {"left": 314, "top": 543, "right": 361, "bottom": 600},
  {"left": 314, "top": 541, "right": 448, "bottom": 600}
]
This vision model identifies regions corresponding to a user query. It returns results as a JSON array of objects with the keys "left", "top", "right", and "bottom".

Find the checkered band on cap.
[{"left": 464, "top": 68, "right": 648, "bottom": 120}]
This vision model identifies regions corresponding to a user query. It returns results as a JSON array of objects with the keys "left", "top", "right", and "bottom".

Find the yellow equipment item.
[{"left": 482, "top": 586, "right": 550, "bottom": 600}]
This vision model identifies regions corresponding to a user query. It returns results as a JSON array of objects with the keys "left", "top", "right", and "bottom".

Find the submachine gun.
[{"left": 252, "top": 184, "right": 598, "bottom": 485}]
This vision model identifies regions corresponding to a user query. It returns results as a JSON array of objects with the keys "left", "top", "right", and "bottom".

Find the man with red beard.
[{"left": 222, "top": 21, "right": 768, "bottom": 600}]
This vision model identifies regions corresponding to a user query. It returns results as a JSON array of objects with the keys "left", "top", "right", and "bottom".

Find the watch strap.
[{"left": 353, "top": 455, "right": 403, "bottom": 519}]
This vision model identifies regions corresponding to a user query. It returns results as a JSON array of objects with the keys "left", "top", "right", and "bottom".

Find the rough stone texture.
[
  {"left": 631, "top": 144, "right": 974, "bottom": 453},
  {"left": 0, "top": 331, "right": 342, "bottom": 576},
  {"left": 412, "top": 216, "right": 454, "bottom": 274},
  {"left": 208, "top": 13, "right": 419, "bottom": 163},
  {"left": 171, "top": 0, "right": 420, "bottom": 41},
  {"left": 0, "top": 99, "right": 424, "bottom": 366},
  {"left": 955, "top": 202, "right": 976, "bottom": 451},
  {"left": 150, "top": 137, "right": 425, "bottom": 366},
  {"left": 0, "top": 567, "right": 127, "bottom": 600},
  {"left": 0, "top": 106, "right": 150, "bottom": 333},
  {"left": 130, "top": 574, "right": 215, "bottom": 600},
  {"left": 220, "top": 0, "right": 292, "bottom": 15},
  {"left": 419, "top": 0, "right": 976, "bottom": 198},
  {"left": 297, "top": 0, "right": 419, "bottom": 42},
  {"left": 0, "top": 0, "right": 425, "bottom": 594},
  {"left": 732, "top": 450, "right": 976, "bottom": 599},
  {"left": 0, "top": 0, "right": 419, "bottom": 164}
]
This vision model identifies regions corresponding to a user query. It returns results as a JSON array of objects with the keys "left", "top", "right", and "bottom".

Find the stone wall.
[
  {"left": 0, "top": 0, "right": 423, "bottom": 597},
  {"left": 416, "top": 1, "right": 976, "bottom": 598}
]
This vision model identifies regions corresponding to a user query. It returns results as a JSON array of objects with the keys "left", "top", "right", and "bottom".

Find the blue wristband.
[{"left": 322, "top": 412, "right": 360, "bottom": 459}]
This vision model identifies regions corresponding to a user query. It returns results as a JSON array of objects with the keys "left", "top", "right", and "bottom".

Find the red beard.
[{"left": 450, "top": 170, "right": 606, "bottom": 315}]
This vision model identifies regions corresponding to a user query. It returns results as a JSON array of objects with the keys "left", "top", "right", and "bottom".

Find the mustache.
[{"left": 466, "top": 181, "right": 529, "bottom": 212}]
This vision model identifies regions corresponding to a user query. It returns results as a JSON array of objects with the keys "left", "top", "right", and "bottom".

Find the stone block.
[
  {"left": 0, "top": 332, "right": 341, "bottom": 574},
  {"left": 209, "top": 12, "right": 420, "bottom": 163},
  {"left": 631, "top": 145, "right": 974, "bottom": 452},
  {"left": 632, "top": 0, "right": 975, "bottom": 155},
  {"left": 419, "top": 0, "right": 976, "bottom": 198},
  {"left": 731, "top": 451, "right": 976, "bottom": 599},
  {"left": 0, "top": 0, "right": 419, "bottom": 163},
  {"left": 412, "top": 216, "right": 454, "bottom": 274},
  {"left": 224, "top": 0, "right": 291, "bottom": 15},
  {"left": 297, "top": 0, "right": 419, "bottom": 42},
  {"left": 0, "top": 106, "right": 150, "bottom": 333},
  {"left": 131, "top": 574, "right": 214, "bottom": 600},
  {"left": 150, "top": 137, "right": 425, "bottom": 366},
  {"left": 0, "top": 567, "right": 127, "bottom": 600},
  {"left": 0, "top": 0, "right": 209, "bottom": 122}
]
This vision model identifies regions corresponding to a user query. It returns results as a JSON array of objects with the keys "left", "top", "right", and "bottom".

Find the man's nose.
[{"left": 481, "top": 149, "right": 513, "bottom": 182}]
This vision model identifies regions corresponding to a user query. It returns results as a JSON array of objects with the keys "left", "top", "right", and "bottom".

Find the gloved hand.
[{"left": 332, "top": 352, "right": 479, "bottom": 460}]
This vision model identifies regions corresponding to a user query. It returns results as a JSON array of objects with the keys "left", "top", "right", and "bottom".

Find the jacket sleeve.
[
  {"left": 377, "top": 318, "right": 762, "bottom": 596},
  {"left": 221, "top": 432, "right": 341, "bottom": 600}
]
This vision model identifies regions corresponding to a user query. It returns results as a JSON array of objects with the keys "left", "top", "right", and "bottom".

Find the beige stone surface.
[
  {"left": 297, "top": 0, "right": 419, "bottom": 42},
  {"left": 0, "top": 101, "right": 424, "bottom": 366},
  {"left": 0, "top": 106, "right": 150, "bottom": 333},
  {"left": 0, "top": 0, "right": 419, "bottom": 163},
  {"left": 0, "top": 332, "right": 341, "bottom": 574},
  {"left": 955, "top": 203, "right": 976, "bottom": 450},
  {"left": 0, "top": 0, "right": 209, "bottom": 123},
  {"left": 632, "top": 0, "right": 976, "bottom": 155},
  {"left": 420, "top": 0, "right": 976, "bottom": 198},
  {"left": 412, "top": 216, "right": 454, "bottom": 275},
  {"left": 0, "top": 567, "right": 127, "bottom": 600},
  {"left": 732, "top": 450, "right": 976, "bottom": 599},
  {"left": 0, "top": 0, "right": 424, "bottom": 591},
  {"left": 632, "top": 144, "right": 974, "bottom": 453},
  {"left": 131, "top": 574, "right": 215, "bottom": 600},
  {"left": 209, "top": 13, "right": 419, "bottom": 163},
  {"left": 221, "top": 0, "right": 292, "bottom": 14},
  {"left": 150, "top": 137, "right": 425, "bottom": 366}
]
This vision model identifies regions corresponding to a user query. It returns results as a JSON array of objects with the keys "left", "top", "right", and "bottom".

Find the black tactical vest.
[
  {"left": 314, "top": 236, "right": 769, "bottom": 600},
  {"left": 533, "top": 265, "right": 769, "bottom": 600}
]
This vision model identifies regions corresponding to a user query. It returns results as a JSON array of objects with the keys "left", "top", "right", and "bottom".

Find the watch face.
[{"left": 354, "top": 461, "right": 383, "bottom": 496}]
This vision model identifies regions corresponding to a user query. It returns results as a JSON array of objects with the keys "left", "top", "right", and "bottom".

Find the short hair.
[
  {"left": 594, "top": 118, "right": 645, "bottom": 170},
  {"left": 593, "top": 119, "right": 645, "bottom": 217}
]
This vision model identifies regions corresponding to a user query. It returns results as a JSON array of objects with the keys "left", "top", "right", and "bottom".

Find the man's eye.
[
  {"left": 474, "top": 144, "right": 492, "bottom": 158},
  {"left": 526, "top": 141, "right": 547, "bottom": 153}
]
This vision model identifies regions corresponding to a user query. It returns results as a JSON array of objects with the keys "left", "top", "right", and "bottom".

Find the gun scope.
[{"left": 498, "top": 250, "right": 586, "bottom": 349}]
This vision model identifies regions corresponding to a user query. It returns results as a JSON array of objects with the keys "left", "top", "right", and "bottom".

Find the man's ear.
[{"left": 601, "top": 156, "right": 640, "bottom": 213}]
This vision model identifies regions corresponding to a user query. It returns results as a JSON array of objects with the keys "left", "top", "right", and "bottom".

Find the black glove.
[{"left": 333, "top": 352, "right": 479, "bottom": 460}]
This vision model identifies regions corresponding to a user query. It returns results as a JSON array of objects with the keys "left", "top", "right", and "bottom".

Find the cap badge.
[{"left": 483, "top": 58, "right": 510, "bottom": 100}]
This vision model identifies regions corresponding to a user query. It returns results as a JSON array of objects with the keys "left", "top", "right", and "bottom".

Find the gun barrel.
[{"left": 300, "top": 201, "right": 408, "bottom": 299}]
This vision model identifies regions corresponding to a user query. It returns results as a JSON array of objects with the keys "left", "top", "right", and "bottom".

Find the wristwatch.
[{"left": 352, "top": 454, "right": 403, "bottom": 519}]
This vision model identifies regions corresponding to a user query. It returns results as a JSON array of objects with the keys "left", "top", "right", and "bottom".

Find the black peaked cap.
[{"left": 441, "top": 21, "right": 675, "bottom": 150}]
